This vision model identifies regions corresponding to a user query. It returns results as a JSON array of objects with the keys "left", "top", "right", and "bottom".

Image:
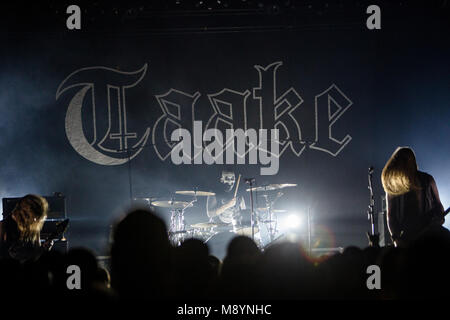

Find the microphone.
[{"left": 368, "top": 166, "right": 374, "bottom": 174}]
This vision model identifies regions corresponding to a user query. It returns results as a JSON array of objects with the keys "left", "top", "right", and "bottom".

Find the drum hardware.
[
  {"left": 244, "top": 178, "right": 257, "bottom": 241},
  {"left": 245, "top": 183, "right": 297, "bottom": 192},
  {"left": 175, "top": 190, "right": 216, "bottom": 197},
  {"left": 260, "top": 195, "right": 277, "bottom": 243},
  {"left": 168, "top": 230, "right": 187, "bottom": 235},
  {"left": 230, "top": 209, "right": 260, "bottom": 237},
  {"left": 153, "top": 198, "right": 196, "bottom": 246},
  {"left": 163, "top": 179, "right": 296, "bottom": 251},
  {"left": 173, "top": 189, "right": 221, "bottom": 244},
  {"left": 188, "top": 227, "right": 216, "bottom": 241},
  {"left": 151, "top": 200, "right": 194, "bottom": 209},
  {"left": 133, "top": 197, "right": 157, "bottom": 202},
  {"left": 191, "top": 222, "right": 217, "bottom": 229},
  {"left": 258, "top": 209, "right": 287, "bottom": 214}
]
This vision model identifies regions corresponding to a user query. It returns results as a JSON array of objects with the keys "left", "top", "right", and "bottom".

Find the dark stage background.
[{"left": 0, "top": 1, "right": 449, "bottom": 254}]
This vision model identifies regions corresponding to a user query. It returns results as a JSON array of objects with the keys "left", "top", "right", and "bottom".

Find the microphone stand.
[
  {"left": 366, "top": 167, "right": 379, "bottom": 247},
  {"left": 117, "top": 142, "right": 165, "bottom": 205},
  {"left": 127, "top": 148, "right": 133, "bottom": 205},
  {"left": 245, "top": 178, "right": 256, "bottom": 241}
]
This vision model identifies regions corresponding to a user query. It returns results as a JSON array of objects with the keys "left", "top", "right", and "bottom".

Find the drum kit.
[{"left": 138, "top": 183, "right": 297, "bottom": 255}]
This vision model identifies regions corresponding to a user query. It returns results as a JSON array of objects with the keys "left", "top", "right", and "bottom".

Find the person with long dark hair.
[
  {"left": 381, "top": 147, "right": 445, "bottom": 247},
  {"left": 0, "top": 194, "right": 51, "bottom": 262}
]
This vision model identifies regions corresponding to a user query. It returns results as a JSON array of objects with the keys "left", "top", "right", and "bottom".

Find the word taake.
[{"left": 57, "top": 62, "right": 353, "bottom": 167}]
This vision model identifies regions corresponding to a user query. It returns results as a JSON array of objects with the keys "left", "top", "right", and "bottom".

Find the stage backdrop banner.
[{"left": 1, "top": 25, "right": 449, "bottom": 251}]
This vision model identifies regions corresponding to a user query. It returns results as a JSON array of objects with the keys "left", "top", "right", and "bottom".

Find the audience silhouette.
[{"left": 0, "top": 207, "right": 449, "bottom": 302}]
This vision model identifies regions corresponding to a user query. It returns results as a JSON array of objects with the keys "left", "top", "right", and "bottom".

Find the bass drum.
[{"left": 205, "top": 231, "right": 238, "bottom": 260}]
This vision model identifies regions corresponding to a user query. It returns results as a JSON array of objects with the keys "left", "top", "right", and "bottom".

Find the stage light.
[{"left": 285, "top": 214, "right": 301, "bottom": 229}]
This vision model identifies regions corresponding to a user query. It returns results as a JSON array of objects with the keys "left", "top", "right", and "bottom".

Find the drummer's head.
[{"left": 220, "top": 170, "right": 235, "bottom": 191}]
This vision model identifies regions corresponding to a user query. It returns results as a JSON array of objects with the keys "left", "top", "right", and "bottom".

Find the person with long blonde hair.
[
  {"left": 381, "top": 147, "right": 445, "bottom": 247},
  {"left": 0, "top": 194, "right": 50, "bottom": 261}
]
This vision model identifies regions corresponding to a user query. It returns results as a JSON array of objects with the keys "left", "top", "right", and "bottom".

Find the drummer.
[{"left": 206, "top": 170, "right": 245, "bottom": 224}]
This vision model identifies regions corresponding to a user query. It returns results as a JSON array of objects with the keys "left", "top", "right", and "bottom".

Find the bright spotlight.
[{"left": 286, "top": 214, "right": 301, "bottom": 229}]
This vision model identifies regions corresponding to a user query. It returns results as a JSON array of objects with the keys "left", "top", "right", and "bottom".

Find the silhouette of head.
[
  {"left": 226, "top": 236, "right": 259, "bottom": 260},
  {"left": 110, "top": 209, "right": 170, "bottom": 299}
]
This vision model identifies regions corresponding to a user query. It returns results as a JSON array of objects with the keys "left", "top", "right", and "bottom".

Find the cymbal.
[
  {"left": 246, "top": 183, "right": 297, "bottom": 192},
  {"left": 133, "top": 197, "right": 157, "bottom": 202},
  {"left": 190, "top": 222, "right": 220, "bottom": 229},
  {"left": 151, "top": 200, "right": 193, "bottom": 209},
  {"left": 176, "top": 190, "right": 216, "bottom": 196}
]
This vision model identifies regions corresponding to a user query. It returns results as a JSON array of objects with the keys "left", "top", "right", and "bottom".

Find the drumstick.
[{"left": 233, "top": 174, "right": 241, "bottom": 198}]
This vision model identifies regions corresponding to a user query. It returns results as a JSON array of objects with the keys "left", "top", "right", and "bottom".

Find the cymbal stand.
[
  {"left": 168, "top": 199, "right": 180, "bottom": 246},
  {"left": 267, "top": 192, "right": 283, "bottom": 242},
  {"left": 168, "top": 197, "right": 197, "bottom": 246}
]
